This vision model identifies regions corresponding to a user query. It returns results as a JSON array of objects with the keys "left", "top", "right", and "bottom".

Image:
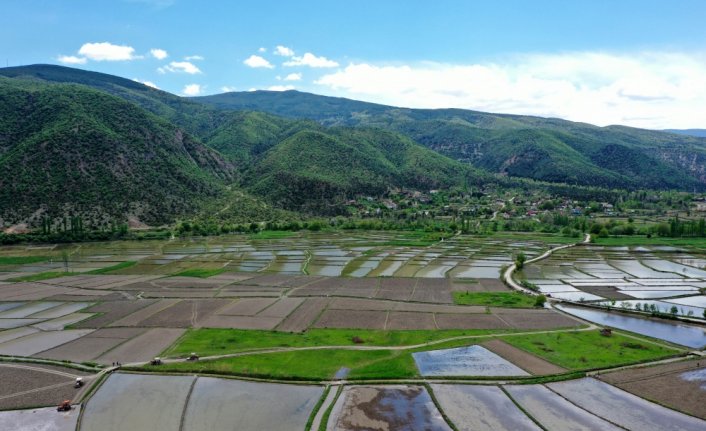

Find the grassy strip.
[
  {"left": 9, "top": 271, "right": 73, "bottom": 282},
  {"left": 86, "top": 261, "right": 137, "bottom": 274},
  {"left": 503, "top": 330, "right": 678, "bottom": 370},
  {"left": 145, "top": 349, "right": 418, "bottom": 381},
  {"left": 0, "top": 256, "right": 51, "bottom": 265},
  {"left": 318, "top": 385, "right": 343, "bottom": 431},
  {"left": 452, "top": 291, "right": 538, "bottom": 308},
  {"left": 172, "top": 267, "right": 227, "bottom": 278},
  {"left": 162, "top": 328, "right": 520, "bottom": 357},
  {"left": 305, "top": 385, "right": 331, "bottom": 431}
]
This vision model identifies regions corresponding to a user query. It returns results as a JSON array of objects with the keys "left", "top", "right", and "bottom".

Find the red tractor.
[{"left": 57, "top": 400, "right": 72, "bottom": 412}]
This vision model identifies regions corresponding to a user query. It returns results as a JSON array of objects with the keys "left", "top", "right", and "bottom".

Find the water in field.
[{"left": 556, "top": 305, "right": 706, "bottom": 348}]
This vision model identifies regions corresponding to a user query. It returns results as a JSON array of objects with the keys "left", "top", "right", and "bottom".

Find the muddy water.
[
  {"left": 329, "top": 385, "right": 450, "bottom": 431},
  {"left": 556, "top": 304, "right": 706, "bottom": 348},
  {"left": 0, "top": 405, "right": 80, "bottom": 431}
]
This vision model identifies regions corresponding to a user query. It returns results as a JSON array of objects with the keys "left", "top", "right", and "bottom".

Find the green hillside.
[
  {"left": 0, "top": 77, "right": 235, "bottom": 227},
  {"left": 195, "top": 90, "right": 706, "bottom": 190}
]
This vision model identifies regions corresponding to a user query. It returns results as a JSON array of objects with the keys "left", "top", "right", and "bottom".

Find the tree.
[
  {"left": 515, "top": 252, "right": 527, "bottom": 270},
  {"left": 534, "top": 294, "right": 547, "bottom": 307}
]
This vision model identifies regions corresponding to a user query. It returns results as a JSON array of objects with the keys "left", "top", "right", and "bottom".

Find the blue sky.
[{"left": 4, "top": 0, "right": 706, "bottom": 128}]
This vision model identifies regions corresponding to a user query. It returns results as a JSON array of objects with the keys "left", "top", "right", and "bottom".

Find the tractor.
[{"left": 57, "top": 400, "right": 72, "bottom": 412}]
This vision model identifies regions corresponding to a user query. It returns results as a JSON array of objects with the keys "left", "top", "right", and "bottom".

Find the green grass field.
[
  {"left": 162, "top": 328, "right": 520, "bottom": 357},
  {"left": 172, "top": 267, "right": 227, "bottom": 278},
  {"left": 9, "top": 271, "right": 72, "bottom": 282},
  {"left": 503, "top": 330, "right": 679, "bottom": 370},
  {"left": 452, "top": 291, "right": 538, "bottom": 308},
  {"left": 0, "top": 256, "right": 51, "bottom": 265},
  {"left": 146, "top": 348, "right": 417, "bottom": 380},
  {"left": 87, "top": 261, "right": 137, "bottom": 274}
]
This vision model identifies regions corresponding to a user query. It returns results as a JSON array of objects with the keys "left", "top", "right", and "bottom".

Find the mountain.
[
  {"left": 0, "top": 76, "right": 238, "bottom": 228},
  {"left": 195, "top": 90, "right": 706, "bottom": 190},
  {"left": 0, "top": 65, "right": 479, "bottom": 225},
  {"left": 665, "top": 129, "right": 706, "bottom": 138}
]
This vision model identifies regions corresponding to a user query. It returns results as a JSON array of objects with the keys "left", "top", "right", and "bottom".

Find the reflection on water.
[{"left": 556, "top": 304, "right": 706, "bottom": 348}]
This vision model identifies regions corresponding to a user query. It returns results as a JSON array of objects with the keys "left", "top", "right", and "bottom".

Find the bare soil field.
[
  {"left": 386, "top": 311, "right": 437, "bottom": 330},
  {"left": 328, "top": 385, "right": 450, "bottom": 431},
  {"left": 0, "top": 362, "right": 89, "bottom": 410},
  {"left": 257, "top": 298, "right": 304, "bottom": 318},
  {"left": 598, "top": 358, "right": 706, "bottom": 419},
  {"left": 95, "top": 328, "right": 185, "bottom": 364},
  {"left": 142, "top": 289, "right": 218, "bottom": 298},
  {"left": 217, "top": 298, "right": 277, "bottom": 316},
  {"left": 73, "top": 300, "right": 157, "bottom": 328},
  {"left": 548, "top": 378, "right": 706, "bottom": 431},
  {"left": 430, "top": 384, "right": 540, "bottom": 431},
  {"left": 151, "top": 277, "right": 226, "bottom": 289},
  {"left": 314, "top": 309, "right": 388, "bottom": 329},
  {"left": 108, "top": 299, "right": 180, "bottom": 326},
  {"left": 494, "top": 310, "right": 581, "bottom": 330},
  {"left": 138, "top": 299, "right": 230, "bottom": 327},
  {"left": 198, "top": 314, "right": 283, "bottom": 330},
  {"left": 411, "top": 279, "right": 453, "bottom": 303},
  {"left": 35, "top": 335, "right": 130, "bottom": 362},
  {"left": 276, "top": 298, "right": 329, "bottom": 332},
  {"left": 482, "top": 339, "right": 566, "bottom": 375},
  {"left": 435, "top": 313, "right": 510, "bottom": 330},
  {"left": 217, "top": 290, "right": 283, "bottom": 297}
]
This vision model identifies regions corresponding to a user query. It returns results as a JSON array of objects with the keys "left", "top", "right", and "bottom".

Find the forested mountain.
[
  {"left": 0, "top": 65, "right": 479, "bottom": 226},
  {"left": 665, "top": 129, "right": 706, "bottom": 138},
  {"left": 196, "top": 90, "right": 706, "bottom": 190}
]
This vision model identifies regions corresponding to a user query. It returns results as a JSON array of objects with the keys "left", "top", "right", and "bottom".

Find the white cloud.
[
  {"left": 150, "top": 48, "right": 168, "bottom": 60},
  {"left": 78, "top": 42, "right": 138, "bottom": 61},
  {"left": 283, "top": 72, "right": 302, "bottom": 81},
  {"left": 158, "top": 61, "right": 202, "bottom": 74},
  {"left": 274, "top": 45, "right": 294, "bottom": 57},
  {"left": 184, "top": 55, "right": 204, "bottom": 61},
  {"left": 258, "top": 47, "right": 266, "bottom": 53},
  {"left": 220, "top": 86, "right": 237, "bottom": 92},
  {"left": 57, "top": 55, "right": 87, "bottom": 65},
  {"left": 284, "top": 52, "right": 338, "bottom": 68},
  {"left": 314, "top": 51, "right": 706, "bottom": 129},
  {"left": 132, "top": 78, "right": 159, "bottom": 89},
  {"left": 267, "top": 85, "right": 295, "bottom": 91},
  {"left": 182, "top": 84, "right": 202, "bottom": 96},
  {"left": 244, "top": 55, "right": 274, "bottom": 69}
]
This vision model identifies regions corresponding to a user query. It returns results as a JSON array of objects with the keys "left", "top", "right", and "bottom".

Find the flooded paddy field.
[
  {"left": 413, "top": 345, "right": 530, "bottom": 376},
  {"left": 327, "top": 385, "right": 451, "bottom": 431},
  {"left": 520, "top": 244, "right": 706, "bottom": 320},
  {"left": 547, "top": 377, "right": 706, "bottom": 431},
  {"left": 0, "top": 406, "right": 80, "bottom": 431}
]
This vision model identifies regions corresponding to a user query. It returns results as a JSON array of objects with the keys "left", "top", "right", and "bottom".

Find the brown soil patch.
[
  {"left": 482, "top": 339, "right": 566, "bottom": 375},
  {"left": 197, "top": 315, "right": 283, "bottom": 330},
  {"left": 598, "top": 358, "right": 706, "bottom": 419},
  {"left": 138, "top": 299, "right": 230, "bottom": 327},
  {"left": 494, "top": 310, "right": 581, "bottom": 330},
  {"left": 217, "top": 298, "right": 277, "bottom": 316},
  {"left": 95, "top": 327, "right": 185, "bottom": 364},
  {"left": 257, "top": 298, "right": 304, "bottom": 318},
  {"left": 276, "top": 298, "right": 329, "bottom": 332},
  {"left": 314, "top": 309, "right": 388, "bottom": 330},
  {"left": 575, "top": 286, "right": 634, "bottom": 300},
  {"left": 0, "top": 363, "right": 90, "bottom": 409},
  {"left": 435, "top": 313, "right": 510, "bottom": 330},
  {"left": 73, "top": 300, "right": 157, "bottom": 329},
  {"left": 108, "top": 299, "right": 180, "bottom": 327},
  {"left": 386, "top": 312, "right": 436, "bottom": 330}
]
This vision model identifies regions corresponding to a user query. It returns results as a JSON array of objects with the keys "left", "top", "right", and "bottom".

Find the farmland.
[{"left": 0, "top": 231, "right": 704, "bottom": 429}]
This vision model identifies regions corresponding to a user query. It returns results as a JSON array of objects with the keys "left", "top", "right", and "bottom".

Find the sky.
[{"left": 3, "top": 0, "right": 706, "bottom": 129}]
